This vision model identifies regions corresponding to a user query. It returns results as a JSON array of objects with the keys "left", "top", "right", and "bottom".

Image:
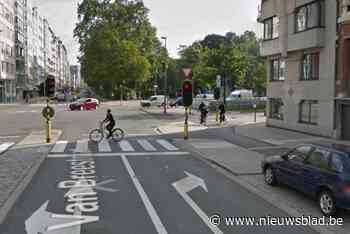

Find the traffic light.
[
  {"left": 214, "top": 87, "right": 220, "bottom": 100},
  {"left": 45, "top": 76, "right": 55, "bottom": 97},
  {"left": 182, "top": 80, "right": 193, "bottom": 107}
]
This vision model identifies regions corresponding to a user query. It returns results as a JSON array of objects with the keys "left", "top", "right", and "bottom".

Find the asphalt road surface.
[{"left": 0, "top": 136, "right": 317, "bottom": 234}]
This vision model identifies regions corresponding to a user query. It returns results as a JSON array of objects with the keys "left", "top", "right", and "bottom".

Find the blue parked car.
[{"left": 262, "top": 144, "right": 350, "bottom": 216}]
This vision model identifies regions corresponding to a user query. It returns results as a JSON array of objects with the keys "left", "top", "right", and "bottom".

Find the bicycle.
[{"left": 89, "top": 121, "right": 124, "bottom": 143}]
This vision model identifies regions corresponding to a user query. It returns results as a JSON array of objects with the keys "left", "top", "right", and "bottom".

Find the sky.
[{"left": 32, "top": 0, "right": 261, "bottom": 65}]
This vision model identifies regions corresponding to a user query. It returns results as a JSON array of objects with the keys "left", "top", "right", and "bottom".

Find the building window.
[
  {"left": 269, "top": 98, "right": 284, "bottom": 120},
  {"left": 299, "top": 100, "right": 319, "bottom": 125},
  {"left": 263, "top": 16, "right": 279, "bottom": 40},
  {"left": 295, "top": 1, "right": 325, "bottom": 32},
  {"left": 271, "top": 58, "right": 285, "bottom": 81},
  {"left": 301, "top": 53, "right": 319, "bottom": 80}
]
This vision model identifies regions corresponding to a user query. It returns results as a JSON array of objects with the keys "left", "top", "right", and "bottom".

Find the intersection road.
[{"left": 0, "top": 137, "right": 317, "bottom": 234}]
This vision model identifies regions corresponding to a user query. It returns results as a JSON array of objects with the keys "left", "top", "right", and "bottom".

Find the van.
[
  {"left": 140, "top": 95, "right": 166, "bottom": 107},
  {"left": 228, "top": 89, "right": 253, "bottom": 100}
]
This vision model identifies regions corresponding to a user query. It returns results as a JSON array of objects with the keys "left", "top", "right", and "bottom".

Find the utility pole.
[{"left": 161, "top": 36, "right": 167, "bottom": 114}]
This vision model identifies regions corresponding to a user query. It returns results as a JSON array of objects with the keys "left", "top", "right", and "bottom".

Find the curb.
[
  {"left": 0, "top": 149, "right": 47, "bottom": 224},
  {"left": 174, "top": 139, "right": 335, "bottom": 234}
]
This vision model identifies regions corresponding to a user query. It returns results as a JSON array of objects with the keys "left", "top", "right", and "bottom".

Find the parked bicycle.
[{"left": 89, "top": 121, "right": 124, "bottom": 143}]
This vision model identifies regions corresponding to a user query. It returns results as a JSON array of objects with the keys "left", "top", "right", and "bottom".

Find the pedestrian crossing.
[
  {"left": 0, "top": 142, "right": 15, "bottom": 154},
  {"left": 49, "top": 138, "right": 181, "bottom": 154}
]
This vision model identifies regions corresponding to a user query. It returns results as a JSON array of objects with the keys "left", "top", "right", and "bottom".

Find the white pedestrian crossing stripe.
[
  {"left": 98, "top": 139, "right": 112, "bottom": 152},
  {"left": 156, "top": 139, "right": 178, "bottom": 151},
  {"left": 75, "top": 139, "right": 89, "bottom": 153},
  {"left": 49, "top": 138, "right": 180, "bottom": 154},
  {"left": 50, "top": 141, "right": 68, "bottom": 153},
  {"left": 137, "top": 139, "right": 156, "bottom": 151},
  {"left": 0, "top": 142, "right": 14, "bottom": 154},
  {"left": 119, "top": 140, "right": 135, "bottom": 152}
]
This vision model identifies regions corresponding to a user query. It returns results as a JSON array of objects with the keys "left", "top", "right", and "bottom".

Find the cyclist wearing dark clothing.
[{"left": 104, "top": 109, "right": 115, "bottom": 138}]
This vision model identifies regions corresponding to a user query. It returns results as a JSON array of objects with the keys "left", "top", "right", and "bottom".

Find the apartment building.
[
  {"left": 336, "top": 0, "right": 350, "bottom": 140},
  {"left": 13, "top": 1, "right": 71, "bottom": 102},
  {"left": 258, "top": 0, "right": 339, "bottom": 138},
  {"left": 0, "top": 0, "right": 15, "bottom": 103}
]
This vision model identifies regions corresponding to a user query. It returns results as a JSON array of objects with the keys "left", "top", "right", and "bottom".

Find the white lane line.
[
  {"left": 156, "top": 140, "right": 178, "bottom": 151},
  {"left": 137, "top": 139, "right": 156, "bottom": 151},
  {"left": 119, "top": 140, "right": 135, "bottom": 152},
  {"left": 0, "top": 136, "right": 20, "bottom": 139},
  {"left": 51, "top": 141, "right": 68, "bottom": 153},
  {"left": 0, "top": 142, "right": 15, "bottom": 154},
  {"left": 75, "top": 139, "right": 90, "bottom": 153},
  {"left": 121, "top": 155, "right": 167, "bottom": 234},
  {"left": 98, "top": 139, "right": 112, "bottom": 152},
  {"left": 48, "top": 151, "right": 190, "bottom": 158}
]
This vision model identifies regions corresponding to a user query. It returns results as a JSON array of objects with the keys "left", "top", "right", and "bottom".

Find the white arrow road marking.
[
  {"left": 121, "top": 155, "right": 168, "bottom": 234},
  {"left": 25, "top": 201, "right": 99, "bottom": 234},
  {"left": 172, "top": 172, "right": 223, "bottom": 234}
]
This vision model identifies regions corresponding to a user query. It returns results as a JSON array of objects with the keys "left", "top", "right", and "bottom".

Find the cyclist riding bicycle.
[{"left": 103, "top": 109, "right": 115, "bottom": 139}]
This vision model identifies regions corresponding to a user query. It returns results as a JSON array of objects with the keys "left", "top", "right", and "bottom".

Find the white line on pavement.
[
  {"left": 121, "top": 154, "right": 168, "bottom": 234},
  {"left": 50, "top": 141, "right": 68, "bottom": 153},
  {"left": 0, "top": 142, "right": 15, "bottom": 154},
  {"left": 48, "top": 152, "right": 190, "bottom": 158},
  {"left": 75, "top": 139, "right": 89, "bottom": 153},
  {"left": 156, "top": 139, "right": 178, "bottom": 151},
  {"left": 98, "top": 139, "right": 112, "bottom": 152},
  {"left": 0, "top": 136, "right": 21, "bottom": 139},
  {"left": 137, "top": 139, "right": 156, "bottom": 151},
  {"left": 119, "top": 140, "right": 135, "bottom": 151}
]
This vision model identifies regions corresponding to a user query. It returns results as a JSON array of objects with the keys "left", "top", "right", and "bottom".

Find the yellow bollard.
[
  {"left": 184, "top": 107, "right": 189, "bottom": 140},
  {"left": 184, "top": 122, "right": 189, "bottom": 139},
  {"left": 46, "top": 118, "right": 52, "bottom": 143}
]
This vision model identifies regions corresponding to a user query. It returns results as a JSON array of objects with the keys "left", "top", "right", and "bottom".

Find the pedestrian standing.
[{"left": 219, "top": 102, "right": 225, "bottom": 123}]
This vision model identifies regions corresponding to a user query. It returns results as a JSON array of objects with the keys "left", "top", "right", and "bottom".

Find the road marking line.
[
  {"left": 121, "top": 155, "right": 168, "bottom": 234},
  {"left": 156, "top": 139, "right": 178, "bottom": 151},
  {"left": 0, "top": 142, "right": 15, "bottom": 154},
  {"left": 248, "top": 146, "right": 289, "bottom": 150},
  {"left": 98, "top": 139, "right": 112, "bottom": 152},
  {"left": 0, "top": 136, "right": 20, "bottom": 139},
  {"left": 48, "top": 151, "right": 190, "bottom": 158},
  {"left": 51, "top": 141, "right": 68, "bottom": 153},
  {"left": 75, "top": 139, "right": 89, "bottom": 153},
  {"left": 137, "top": 139, "right": 156, "bottom": 151},
  {"left": 119, "top": 140, "right": 135, "bottom": 151}
]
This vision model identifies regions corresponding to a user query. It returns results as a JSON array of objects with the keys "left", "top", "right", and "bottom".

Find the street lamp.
[{"left": 161, "top": 36, "right": 168, "bottom": 114}]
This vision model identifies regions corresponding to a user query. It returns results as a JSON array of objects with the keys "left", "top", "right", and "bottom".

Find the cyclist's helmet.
[{"left": 107, "top": 109, "right": 111, "bottom": 113}]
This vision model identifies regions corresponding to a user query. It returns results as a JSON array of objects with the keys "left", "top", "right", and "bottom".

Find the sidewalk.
[
  {"left": 144, "top": 106, "right": 266, "bottom": 134},
  {"left": 177, "top": 138, "right": 349, "bottom": 234}
]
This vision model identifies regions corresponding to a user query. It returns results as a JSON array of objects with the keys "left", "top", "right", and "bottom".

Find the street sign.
[
  {"left": 182, "top": 80, "right": 193, "bottom": 107},
  {"left": 183, "top": 68, "right": 192, "bottom": 78},
  {"left": 45, "top": 76, "right": 56, "bottom": 98},
  {"left": 42, "top": 106, "right": 55, "bottom": 119}
]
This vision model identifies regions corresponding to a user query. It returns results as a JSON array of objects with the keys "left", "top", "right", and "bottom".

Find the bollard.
[
  {"left": 46, "top": 118, "right": 52, "bottom": 143},
  {"left": 184, "top": 107, "right": 189, "bottom": 140}
]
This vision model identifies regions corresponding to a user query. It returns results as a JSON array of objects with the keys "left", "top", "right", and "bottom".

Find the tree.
[{"left": 75, "top": 0, "right": 162, "bottom": 99}]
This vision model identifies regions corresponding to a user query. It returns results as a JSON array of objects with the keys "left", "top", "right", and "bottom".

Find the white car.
[{"left": 140, "top": 95, "right": 166, "bottom": 107}]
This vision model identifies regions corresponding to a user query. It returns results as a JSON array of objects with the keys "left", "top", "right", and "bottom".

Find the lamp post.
[{"left": 161, "top": 36, "right": 167, "bottom": 114}]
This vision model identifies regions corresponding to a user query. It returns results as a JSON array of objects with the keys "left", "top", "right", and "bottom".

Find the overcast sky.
[{"left": 33, "top": 0, "right": 261, "bottom": 65}]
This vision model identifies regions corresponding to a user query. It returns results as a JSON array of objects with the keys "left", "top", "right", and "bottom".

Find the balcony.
[
  {"left": 288, "top": 28, "right": 325, "bottom": 52},
  {"left": 257, "top": 0, "right": 277, "bottom": 23},
  {"left": 260, "top": 38, "right": 280, "bottom": 57}
]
